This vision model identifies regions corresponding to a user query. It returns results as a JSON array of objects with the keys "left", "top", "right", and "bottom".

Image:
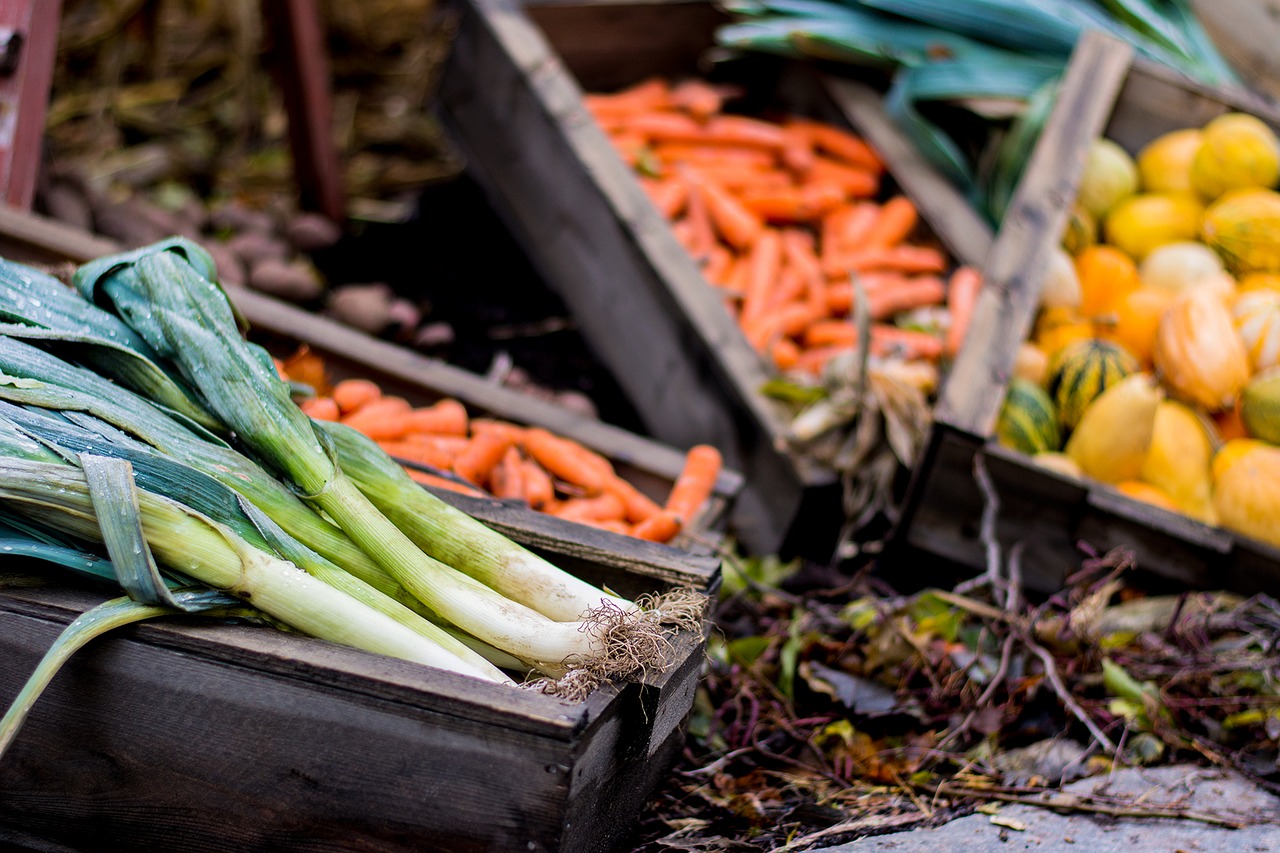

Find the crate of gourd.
[
  {"left": 436, "top": 0, "right": 992, "bottom": 559},
  {"left": 893, "top": 32, "right": 1280, "bottom": 595}
]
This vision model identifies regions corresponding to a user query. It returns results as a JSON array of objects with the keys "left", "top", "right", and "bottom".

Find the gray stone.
[{"left": 815, "top": 766, "right": 1280, "bottom": 853}]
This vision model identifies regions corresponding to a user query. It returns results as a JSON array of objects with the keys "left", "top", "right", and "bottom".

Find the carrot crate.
[
  {"left": 436, "top": 0, "right": 992, "bottom": 558},
  {"left": 890, "top": 31, "right": 1280, "bottom": 596},
  {"left": 0, "top": 209, "right": 721, "bottom": 853}
]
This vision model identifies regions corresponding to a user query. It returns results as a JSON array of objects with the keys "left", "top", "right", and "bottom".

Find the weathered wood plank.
[{"left": 934, "top": 32, "right": 1135, "bottom": 437}]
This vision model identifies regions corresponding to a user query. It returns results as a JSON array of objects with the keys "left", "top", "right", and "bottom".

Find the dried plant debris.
[{"left": 625, "top": 542, "right": 1280, "bottom": 851}]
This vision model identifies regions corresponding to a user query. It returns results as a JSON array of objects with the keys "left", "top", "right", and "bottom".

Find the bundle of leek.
[
  {"left": 0, "top": 241, "right": 703, "bottom": 754},
  {"left": 714, "top": 0, "right": 1241, "bottom": 220}
]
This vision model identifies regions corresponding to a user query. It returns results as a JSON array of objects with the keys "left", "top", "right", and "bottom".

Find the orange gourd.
[
  {"left": 1154, "top": 288, "right": 1251, "bottom": 412},
  {"left": 1075, "top": 244, "right": 1141, "bottom": 319}
]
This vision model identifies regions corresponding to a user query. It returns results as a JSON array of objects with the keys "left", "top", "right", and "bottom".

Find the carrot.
[
  {"left": 641, "top": 177, "right": 688, "bottom": 219},
  {"left": 299, "top": 395, "right": 340, "bottom": 421},
  {"left": 554, "top": 491, "right": 627, "bottom": 524},
  {"left": 340, "top": 396, "right": 414, "bottom": 440},
  {"left": 944, "top": 266, "right": 984, "bottom": 359},
  {"left": 684, "top": 169, "right": 763, "bottom": 251},
  {"left": 403, "top": 398, "right": 469, "bottom": 436},
  {"left": 739, "top": 227, "right": 783, "bottom": 329},
  {"left": 831, "top": 201, "right": 883, "bottom": 253},
  {"left": 407, "top": 469, "right": 487, "bottom": 496},
  {"left": 859, "top": 196, "right": 918, "bottom": 249},
  {"left": 701, "top": 115, "right": 790, "bottom": 150},
  {"left": 664, "top": 444, "right": 722, "bottom": 524},
  {"left": 687, "top": 167, "right": 794, "bottom": 195},
  {"left": 771, "top": 337, "right": 802, "bottom": 371},
  {"left": 523, "top": 428, "right": 611, "bottom": 494},
  {"left": 604, "top": 476, "right": 663, "bottom": 524},
  {"left": 398, "top": 433, "right": 471, "bottom": 456},
  {"left": 788, "top": 119, "right": 883, "bottom": 173},
  {"left": 377, "top": 439, "right": 458, "bottom": 470},
  {"left": 826, "top": 244, "right": 948, "bottom": 278},
  {"left": 680, "top": 178, "right": 718, "bottom": 261},
  {"left": 780, "top": 126, "right": 816, "bottom": 176},
  {"left": 737, "top": 182, "right": 846, "bottom": 224},
  {"left": 802, "top": 322, "right": 945, "bottom": 360},
  {"left": 624, "top": 110, "right": 705, "bottom": 144},
  {"left": 584, "top": 77, "right": 671, "bottom": 117},
  {"left": 764, "top": 265, "right": 805, "bottom": 313},
  {"left": 745, "top": 300, "right": 822, "bottom": 351},
  {"left": 520, "top": 458, "right": 556, "bottom": 510},
  {"left": 452, "top": 430, "right": 514, "bottom": 486},
  {"left": 631, "top": 510, "right": 682, "bottom": 543},
  {"left": 781, "top": 229, "right": 827, "bottom": 317},
  {"left": 580, "top": 518, "right": 635, "bottom": 536},
  {"left": 807, "top": 156, "right": 879, "bottom": 197},
  {"left": 701, "top": 244, "right": 735, "bottom": 285},
  {"left": 865, "top": 276, "right": 947, "bottom": 320},
  {"left": 654, "top": 144, "right": 777, "bottom": 168},
  {"left": 470, "top": 418, "right": 528, "bottom": 446},
  {"left": 331, "top": 378, "right": 382, "bottom": 414},
  {"left": 670, "top": 78, "right": 727, "bottom": 120},
  {"left": 489, "top": 446, "right": 527, "bottom": 501}
]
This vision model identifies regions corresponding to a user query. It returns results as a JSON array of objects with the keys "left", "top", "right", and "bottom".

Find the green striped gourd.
[
  {"left": 1044, "top": 337, "right": 1139, "bottom": 431},
  {"left": 996, "top": 378, "right": 1061, "bottom": 455}
]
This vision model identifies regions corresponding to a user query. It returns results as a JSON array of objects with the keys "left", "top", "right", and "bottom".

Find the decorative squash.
[
  {"left": 1114, "top": 480, "right": 1182, "bottom": 512},
  {"left": 1189, "top": 112, "right": 1280, "bottom": 201},
  {"left": 1212, "top": 437, "right": 1269, "bottom": 482},
  {"left": 1201, "top": 188, "right": 1280, "bottom": 275},
  {"left": 1074, "top": 244, "right": 1140, "bottom": 318},
  {"left": 1040, "top": 246, "right": 1083, "bottom": 310},
  {"left": 1012, "top": 341, "right": 1049, "bottom": 385},
  {"left": 1212, "top": 440, "right": 1280, "bottom": 548},
  {"left": 1078, "top": 138, "right": 1139, "bottom": 221},
  {"left": 1064, "top": 372, "right": 1163, "bottom": 483},
  {"left": 1060, "top": 204, "right": 1096, "bottom": 256},
  {"left": 1136, "top": 127, "right": 1202, "bottom": 194},
  {"left": 1152, "top": 288, "right": 1251, "bottom": 412},
  {"left": 1231, "top": 288, "right": 1280, "bottom": 372},
  {"left": 1138, "top": 241, "right": 1231, "bottom": 299},
  {"left": 1102, "top": 192, "right": 1204, "bottom": 261},
  {"left": 1139, "top": 400, "right": 1217, "bottom": 523},
  {"left": 1031, "top": 451, "right": 1084, "bottom": 479},
  {"left": 1033, "top": 307, "right": 1095, "bottom": 358},
  {"left": 996, "top": 379, "right": 1061, "bottom": 456},
  {"left": 1239, "top": 366, "right": 1280, "bottom": 444},
  {"left": 1102, "top": 285, "right": 1177, "bottom": 366},
  {"left": 1044, "top": 337, "right": 1139, "bottom": 431}
]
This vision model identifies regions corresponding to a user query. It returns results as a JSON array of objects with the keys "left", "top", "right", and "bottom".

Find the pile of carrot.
[
  {"left": 587, "top": 76, "right": 982, "bottom": 375},
  {"left": 277, "top": 356, "right": 722, "bottom": 545}
]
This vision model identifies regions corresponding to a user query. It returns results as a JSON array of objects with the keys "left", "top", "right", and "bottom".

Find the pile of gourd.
[{"left": 998, "top": 110, "right": 1280, "bottom": 549}]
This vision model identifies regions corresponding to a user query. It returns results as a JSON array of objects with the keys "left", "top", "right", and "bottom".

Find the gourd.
[
  {"left": 1212, "top": 440, "right": 1280, "bottom": 548},
  {"left": 1238, "top": 367, "right": 1280, "bottom": 444},
  {"left": 1139, "top": 400, "right": 1216, "bottom": 523},
  {"left": 1044, "top": 338, "right": 1139, "bottom": 431},
  {"left": 1064, "top": 372, "right": 1163, "bottom": 483},
  {"left": 1152, "top": 288, "right": 1250, "bottom": 412},
  {"left": 1232, "top": 288, "right": 1280, "bottom": 372},
  {"left": 995, "top": 379, "right": 1061, "bottom": 455}
]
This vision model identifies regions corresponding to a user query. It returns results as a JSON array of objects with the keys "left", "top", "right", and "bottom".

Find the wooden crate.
[
  {"left": 0, "top": 207, "right": 721, "bottom": 852},
  {"left": 0, "top": 205, "right": 742, "bottom": 558},
  {"left": 435, "top": 0, "right": 993, "bottom": 557},
  {"left": 890, "top": 31, "right": 1280, "bottom": 596}
]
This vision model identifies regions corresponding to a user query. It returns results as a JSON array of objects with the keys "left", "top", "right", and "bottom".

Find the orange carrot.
[
  {"left": 489, "top": 446, "right": 527, "bottom": 501},
  {"left": 579, "top": 518, "right": 635, "bottom": 536},
  {"left": 802, "top": 322, "right": 944, "bottom": 359},
  {"left": 831, "top": 201, "right": 882, "bottom": 253},
  {"left": 701, "top": 244, "right": 735, "bottom": 285},
  {"left": 653, "top": 144, "right": 777, "bottom": 168},
  {"left": 340, "top": 396, "right": 413, "bottom": 440},
  {"left": 680, "top": 178, "right": 718, "bottom": 261},
  {"left": 684, "top": 170, "right": 763, "bottom": 251},
  {"left": 859, "top": 196, "right": 918, "bottom": 249},
  {"left": 452, "top": 431, "right": 514, "bottom": 486},
  {"left": 764, "top": 266, "right": 805, "bottom": 313},
  {"left": 299, "top": 396, "right": 340, "bottom": 421},
  {"left": 554, "top": 491, "right": 627, "bottom": 523},
  {"left": 664, "top": 444, "right": 723, "bottom": 524},
  {"left": 944, "top": 266, "right": 983, "bottom": 359},
  {"left": 378, "top": 439, "right": 457, "bottom": 471},
  {"left": 332, "top": 378, "right": 382, "bottom": 414},
  {"left": 737, "top": 182, "right": 846, "bottom": 224},
  {"left": 865, "top": 276, "right": 947, "bottom": 320},
  {"left": 398, "top": 433, "right": 471, "bottom": 456},
  {"left": 520, "top": 459, "right": 556, "bottom": 510},
  {"left": 788, "top": 119, "right": 883, "bottom": 173},
  {"left": 781, "top": 228, "right": 827, "bottom": 317},
  {"left": 641, "top": 177, "right": 688, "bottom": 219},
  {"left": 604, "top": 476, "right": 663, "bottom": 524},
  {"left": 822, "top": 244, "right": 948, "bottom": 278},
  {"left": 701, "top": 115, "right": 790, "bottom": 149},
  {"left": 584, "top": 77, "right": 672, "bottom": 117},
  {"left": 408, "top": 469, "right": 487, "bottom": 496},
  {"left": 739, "top": 228, "right": 783, "bottom": 329},
  {"left": 771, "top": 337, "right": 802, "bottom": 371},
  {"left": 470, "top": 418, "right": 528, "bottom": 446},
  {"left": 523, "top": 428, "right": 611, "bottom": 494},
  {"left": 404, "top": 398, "right": 469, "bottom": 436},
  {"left": 670, "top": 78, "right": 727, "bottom": 120},
  {"left": 807, "top": 156, "right": 879, "bottom": 197},
  {"left": 631, "top": 510, "right": 683, "bottom": 543},
  {"left": 625, "top": 110, "right": 705, "bottom": 144},
  {"left": 780, "top": 126, "right": 816, "bottom": 176}
]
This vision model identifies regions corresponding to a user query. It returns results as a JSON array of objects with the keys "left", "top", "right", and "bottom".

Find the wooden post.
[{"left": 0, "top": 0, "right": 63, "bottom": 210}]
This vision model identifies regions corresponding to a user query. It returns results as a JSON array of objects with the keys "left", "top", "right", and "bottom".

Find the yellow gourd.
[
  {"left": 1114, "top": 480, "right": 1182, "bottom": 512},
  {"left": 1136, "top": 127, "right": 1202, "bottom": 193},
  {"left": 1139, "top": 400, "right": 1217, "bottom": 523},
  {"left": 1201, "top": 188, "right": 1280, "bottom": 275},
  {"left": 1064, "top": 372, "right": 1163, "bottom": 483},
  {"left": 1190, "top": 112, "right": 1280, "bottom": 201},
  {"left": 1103, "top": 192, "right": 1204, "bottom": 261},
  {"left": 1212, "top": 440, "right": 1280, "bottom": 547},
  {"left": 1152, "top": 288, "right": 1251, "bottom": 412}
]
